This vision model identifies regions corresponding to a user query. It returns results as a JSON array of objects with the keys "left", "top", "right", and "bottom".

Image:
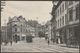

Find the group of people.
[{"left": 1, "top": 40, "right": 13, "bottom": 46}]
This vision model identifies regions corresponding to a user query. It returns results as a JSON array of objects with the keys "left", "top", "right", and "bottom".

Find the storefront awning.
[{"left": 22, "top": 34, "right": 26, "bottom": 36}]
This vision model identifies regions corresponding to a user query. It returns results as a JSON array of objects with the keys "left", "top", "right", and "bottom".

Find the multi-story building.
[
  {"left": 7, "top": 16, "right": 27, "bottom": 42},
  {"left": 51, "top": 1, "right": 80, "bottom": 47},
  {"left": 66, "top": 1, "right": 80, "bottom": 47},
  {"left": 27, "top": 20, "right": 40, "bottom": 37},
  {"left": 26, "top": 24, "right": 35, "bottom": 37},
  {"left": 52, "top": 1, "right": 68, "bottom": 44},
  {"left": 51, "top": 4, "right": 57, "bottom": 43},
  {"left": 1, "top": 26, "right": 7, "bottom": 42}
]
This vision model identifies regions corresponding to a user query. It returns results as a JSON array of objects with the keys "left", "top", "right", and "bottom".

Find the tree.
[{"left": 27, "top": 20, "right": 38, "bottom": 27}]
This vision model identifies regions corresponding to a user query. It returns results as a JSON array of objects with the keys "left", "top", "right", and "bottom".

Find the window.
[
  {"left": 69, "top": 1, "right": 73, "bottom": 5},
  {"left": 58, "top": 9, "right": 59, "bottom": 16},
  {"left": 69, "top": 7, "right": 73, "bottom": 21},
  {"left": 60, "top": 7, "right": 61, "bottom": 14},
  {"left": 58, "top": 20, "right": 59, "bottom": 27},
  {"left": 62, "top": 4, "right": 64, "bottom": 12},
  {"left": 62, "top": 16, "right": 64, "bottom": 25},
  {"left": 26, "top": 29, "right": 27, "bottom": 32},
  {"left": 75, "top": 4, "right": 79, "bottom": 20},
  {"left": 65, "top": 2, "right": 68, "bottom": 9},
  {"left": 65, "top": 14, "right": 68, "bottom": 24},
  {"left": 57, "top": 10, "right": 59, "bottom": 16},
  {"left": 21, "top": 24, "right": 22, "bottom": 32},
  {"left": 56, "top": 21, "right": 58, "bottom": 27},
  {"left": 60, "top": 18, "right": 61, "bottom": 26},
  {"left": 15, "top": 28, "right": 17, "bottom": 32},
  {"left": 55, "top": 11, "right": 57, "bottom": 18}
]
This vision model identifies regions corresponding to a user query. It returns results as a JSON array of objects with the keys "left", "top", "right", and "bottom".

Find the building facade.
[
  {"left": 66, "top": 1, "right": 80, "bottom": 47},
  {"left": 51, "top": 1, "right": 80, "bottom": 47},
  {"left": 1, "top": 26, "right": 7, "bottom": 42},
  {"left": 51, "top": 4, "right": 57, "bottom": 43},
  {"left": 26, "top": 24, "right": 35, "bottom": 37},
  {"left": 7, "top": 16, "right": 27, "bottom": 42},
  {"left": 45, "top": 21, "right": 52, "bottom": 42}
]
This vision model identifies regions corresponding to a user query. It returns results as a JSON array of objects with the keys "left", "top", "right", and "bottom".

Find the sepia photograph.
[{"left": 1, "top": 1, "right": 80, "bottom": 53}]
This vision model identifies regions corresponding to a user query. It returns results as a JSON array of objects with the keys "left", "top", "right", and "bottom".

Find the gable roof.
[{"left": 10, "top": 16, "right": 26, "bottom": 22}]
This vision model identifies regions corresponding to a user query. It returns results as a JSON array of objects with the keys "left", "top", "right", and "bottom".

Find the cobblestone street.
[{"left": 1, "top": 37, "right": 79, "bottom": 53}]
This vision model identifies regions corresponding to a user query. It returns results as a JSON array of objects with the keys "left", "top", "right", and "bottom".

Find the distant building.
[
  {"left": 35, "top": 24, "right": 43, "bottom": 37},
  {"left": 27, "top": 20, "right": 39, "bottom": 37},
  {"left": 40, "top": 25, "right": 46, "bottom": 34},
  {"left": 1, "top": 26, "right": 7, "bottom": 42},
  {"left": 45, "top": 21, "right": 51, "bottom": 41},
  {"left": 26, "top": 24, "right": 35, "bottom": 37}
]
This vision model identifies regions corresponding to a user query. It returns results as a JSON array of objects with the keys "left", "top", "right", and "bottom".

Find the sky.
[{"left": 1, "top": 1, "right": 53, "bottom": 26}]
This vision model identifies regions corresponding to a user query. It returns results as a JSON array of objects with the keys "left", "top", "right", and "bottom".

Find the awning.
[
  {"left": 22, "top": 34, "right": 26, "bottom": 36},
  {"left": 45, "top": 32, "right": 48, "bottom": 34}
]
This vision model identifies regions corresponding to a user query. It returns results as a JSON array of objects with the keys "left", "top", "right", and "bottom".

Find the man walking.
[
  {"left": 10, "top": 40, "right": 12, "bottom": 46},
  {"left": 48, "top": 39, "right": 50, "bottom": 45}
]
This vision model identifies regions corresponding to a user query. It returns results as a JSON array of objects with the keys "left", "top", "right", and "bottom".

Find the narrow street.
[{"left": 1, "top": 37, "right": 79, "bottom": 53}]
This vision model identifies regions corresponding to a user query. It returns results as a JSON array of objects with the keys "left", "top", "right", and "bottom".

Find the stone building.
[
  {"left": 66, "top": 1, "right": 80, "bottom": 47},
  {"left": 7, "top": 16, "right": 27, "bottom": 42},
  {"left": 51, "top": 1, "right": 80, "bottom": 47},
  {"left": 51, "top": 1, "right": 68, "bottom": 44}
]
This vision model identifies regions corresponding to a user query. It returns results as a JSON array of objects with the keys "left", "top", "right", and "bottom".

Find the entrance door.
[
  {"left": 75, "top": 26, "right": 80, "bottom": 45},
  {"left": 22, "top": 36, "right": 25, "bottom": 41},
  {"left": 17, "top": 36, "right": 20, "bottom": 41}
]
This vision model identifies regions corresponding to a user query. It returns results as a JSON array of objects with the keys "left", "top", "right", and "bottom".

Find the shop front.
[{"left": 66, "top": 24, "right": 79, "bottom": 48}]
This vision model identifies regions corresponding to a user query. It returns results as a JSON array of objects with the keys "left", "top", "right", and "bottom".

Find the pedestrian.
[
  {"left": 48, "top": 39, "right": 50, "bottom": 45},
  {"left": 10, "top": 40, "right": 12, "bottom": 46},
  {"left": 4, "top": 40, "right": 8, "bottom": 46}
]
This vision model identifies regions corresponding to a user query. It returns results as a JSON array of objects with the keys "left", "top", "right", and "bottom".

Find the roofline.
[{"left": 54, "top": 1, "right": 62, "bottom": 10}]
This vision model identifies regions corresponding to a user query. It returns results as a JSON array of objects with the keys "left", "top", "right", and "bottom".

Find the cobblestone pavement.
[{"left": 1, "top": 37, "right": 79, "bottom": 53}]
